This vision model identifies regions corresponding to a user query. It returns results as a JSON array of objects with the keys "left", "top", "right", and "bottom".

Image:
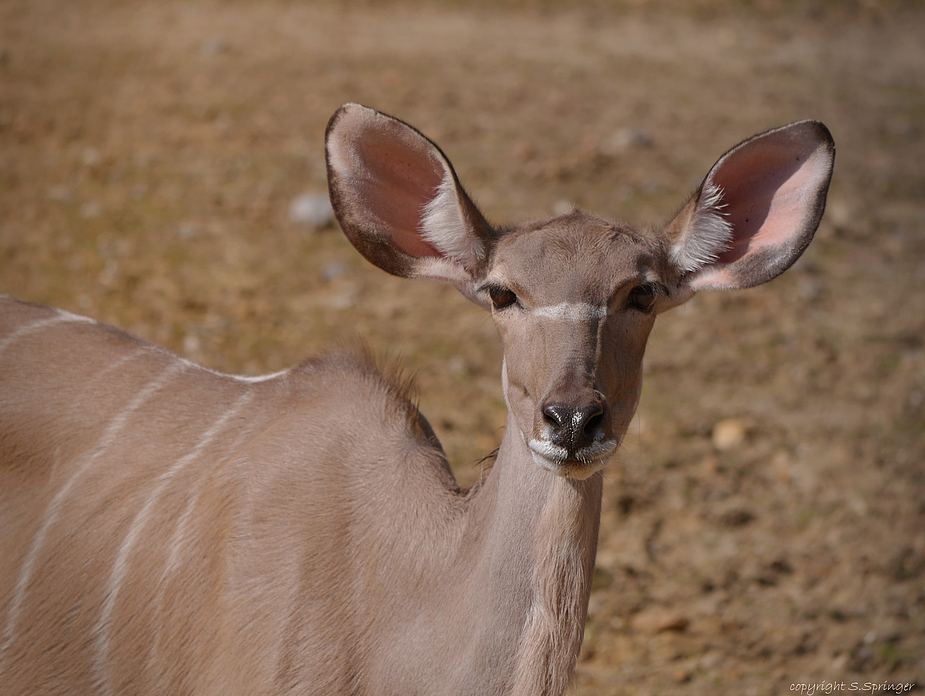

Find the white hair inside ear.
[
  {"left": 669, "top": 181, "right": 733, "bottom": 273},
  {"left": 420, "top": 173, "right": 485, "bottom": 271}
]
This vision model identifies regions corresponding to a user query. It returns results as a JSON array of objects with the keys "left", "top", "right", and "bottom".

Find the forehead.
[{"left": 489, "top": 211, "right": 662, "bottom": 301}]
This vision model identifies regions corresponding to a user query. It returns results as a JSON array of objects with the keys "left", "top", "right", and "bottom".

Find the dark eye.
[
  {"left": 628, "top": 283, "right": 659, "bottom": 313},
  {"left": 488, "top": 286, "right": 518, "bottom": 310}
]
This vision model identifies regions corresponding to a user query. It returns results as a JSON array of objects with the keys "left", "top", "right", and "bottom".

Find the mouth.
[{"left": 527, "top": 438, "right": 617, "bottom": 479}]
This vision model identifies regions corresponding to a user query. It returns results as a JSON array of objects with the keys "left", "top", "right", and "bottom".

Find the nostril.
[
  {"left": 583, "top": 409, "right": 605, "bottom": 437},
  {"left": 542, "top": 404, "right": 571, "bottom": 429}
]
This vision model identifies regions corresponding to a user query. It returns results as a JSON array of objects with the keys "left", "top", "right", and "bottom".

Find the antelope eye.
[
  {"left": 628, "top": 283, "right": 659, "bottom": 313},
  {"left": 488, "top": 286, "right": 518, "bottom": 310}
]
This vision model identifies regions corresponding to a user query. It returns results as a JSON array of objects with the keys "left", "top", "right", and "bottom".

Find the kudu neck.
[
  {"left": 468, "top": 419, "right": 605, "bottom": 538},
  {"left": 442, "top": 423, "right": 604, "bottom": 693}
]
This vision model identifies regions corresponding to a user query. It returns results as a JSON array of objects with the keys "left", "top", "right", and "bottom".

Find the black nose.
[{"left": 542, "top": 401, "right": 606, "bottom": 454}]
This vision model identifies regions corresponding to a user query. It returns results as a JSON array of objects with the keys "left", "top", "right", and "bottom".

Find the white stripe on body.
[
  {"left": 0, "top": 310, "right": 95, "bottom": 356},
  {"left": 1, "top": 301, "right": 287, "bottom": 384},
  {"left": 0, "top": 358, "right": 185, "bottom": 678},
  {"left": 145, "top": 391, "right": 259, "bottom": 676},
  {"left": 173, "top": 353, "right": 290, "bottom": 384},
  {"left": 92, "top": 390, "right": 254, "bottom": 696}
]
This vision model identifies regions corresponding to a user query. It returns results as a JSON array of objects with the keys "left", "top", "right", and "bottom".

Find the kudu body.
[{"left": 0, "top": 104, "right": 834, "bottom": 695}]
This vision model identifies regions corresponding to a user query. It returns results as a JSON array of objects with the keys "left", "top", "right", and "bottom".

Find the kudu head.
[{"left": 325, "top": 104, "right": 834, "bottom": 479}]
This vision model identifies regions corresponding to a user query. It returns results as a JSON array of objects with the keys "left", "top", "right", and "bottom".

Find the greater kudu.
[{"left": 0, "top": 104, "right": 834, "bottom": 695}]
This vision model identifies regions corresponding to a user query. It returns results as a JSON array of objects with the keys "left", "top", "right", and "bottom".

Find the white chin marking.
[{"left": 528, "top": 439, "right": 617, "bottom": 479}]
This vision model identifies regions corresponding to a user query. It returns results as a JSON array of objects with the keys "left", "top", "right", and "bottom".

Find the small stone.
[
  {"left": 598, "top": 127, "right": 654, "bottom": 156},
  {"left": 772, "top": 451, "right": 791, "bottom": 483},
  {"left": 711, "top": 418, "right": 746, "bottom": 451},
  {"left": 79, "top": 201, "right": 103, "bottom": 219},
  {"left": 201, "top": 37, "right": 228, "bottom": 56},
  {"left": 183, "top": 331, "right": 201, "bottom": 356},
  {"left": 289, "top": 193, "right": 334, "bottom": 228},
  {"left": 512, "top": 139, "right": 535, "bottom": 162},
  {"left": 447, "top": 356, "right": 467, "bottom": 376},
  {"left": 47, "top": 185, "right": 73, "bottom": 203},
  {"left": 320, "top": 261, "right": 347, "bottom": 282},
  {"left": 798, "top": 278, "right": 824, "bottom": 301},
  {"left": 552, "top": 199, "right": 573, "bottom": 216},
  {"left": 824, "top": 198, "right": 852, "bottom": 229},
  {"left": 719, "top": 508, "right": 755, "bottom": 528},
  {"left": 176, "top": 221, "right": 198, "bottom": 240},
  {"left": 630, "top": 608, "right": 690, "bottom": 633},
  {"left": 81, "top": 147, "right": 102, "bottom": 168},
  {"left": 328, "top": 287, "right": 358, "bottom": 310}
]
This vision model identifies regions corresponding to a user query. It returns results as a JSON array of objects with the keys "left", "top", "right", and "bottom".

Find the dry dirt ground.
[{"left": 1, "top": 0, "right": 923, "bottom": 694}]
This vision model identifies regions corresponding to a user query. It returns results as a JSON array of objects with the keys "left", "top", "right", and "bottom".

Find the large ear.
[
  {"left": 325, "top": 103, "right": 495, "bottom": 304},
  {"left": 665, "top": 120, "right": 835, "bottom": 291}
]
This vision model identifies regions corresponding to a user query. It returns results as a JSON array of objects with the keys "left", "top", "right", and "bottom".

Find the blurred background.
[{"left": 1, "top": 0, "right": 922, "bottom": 693}]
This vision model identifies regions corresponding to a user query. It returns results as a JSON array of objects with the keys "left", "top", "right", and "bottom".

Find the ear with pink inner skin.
[
  {"left": 666, "top": 120, "right": 835, "bottom": 292},
  {"left": 325, "top": 103, "right": 495, "bottom": 305}
]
